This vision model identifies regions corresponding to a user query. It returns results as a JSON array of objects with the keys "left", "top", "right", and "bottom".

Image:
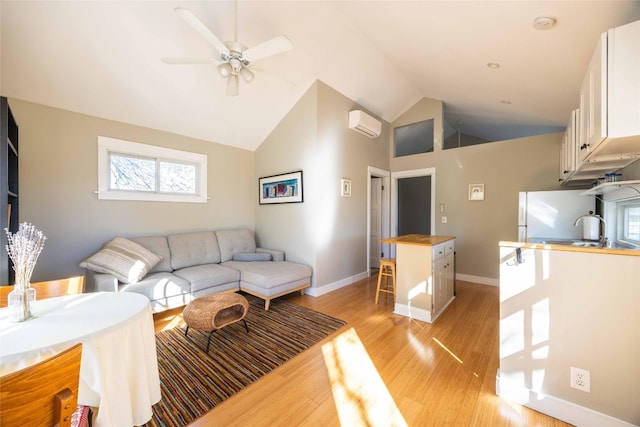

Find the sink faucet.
[{"left": 574, "top": 213, "right": 609, "bottom": 247}]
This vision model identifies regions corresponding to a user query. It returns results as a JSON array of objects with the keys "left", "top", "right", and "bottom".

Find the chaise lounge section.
[{"left": 82, "top": 229, "right": 312, "bottom": 311}]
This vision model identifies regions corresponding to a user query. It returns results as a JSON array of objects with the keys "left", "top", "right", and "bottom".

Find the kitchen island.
[
  {"left": 498, "top": 240, "right": 640, "bottom": 426},
  {"left": 380, "top": 234, "right": 455, "bottom": 323}
]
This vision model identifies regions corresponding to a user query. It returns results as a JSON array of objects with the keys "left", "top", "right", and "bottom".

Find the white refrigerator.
[{"left": 518, "top": 190, "right": 595, "bottom": 242}]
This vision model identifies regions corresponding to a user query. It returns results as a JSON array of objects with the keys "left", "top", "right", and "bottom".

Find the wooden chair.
[
  {"left": 0, "top": 343, "right": 90, "bottom": 427},
  {"left": 375, "top": 258, "right": 397, "bottom": 304},
  {"left": 0, "top": 275, "right": 85, "bottom": 307}
]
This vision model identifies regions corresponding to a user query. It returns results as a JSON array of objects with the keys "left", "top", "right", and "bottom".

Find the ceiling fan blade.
[
  {"left": 161, "top": 57, "right": 219, "bottom": 64},
  {"left": 174, "top": 7, "right": 229, "bottom": 55},
  {"left": 242, "top": 35, "right": 292, "bottom": 62}
]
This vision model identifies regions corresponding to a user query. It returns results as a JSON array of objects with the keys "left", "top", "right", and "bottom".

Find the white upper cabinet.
[
  {"left": 581, "top": 20, "right": 640, "bottom": 163},
  {"left": 559, "top": 109, "right": 579, "bottom": 182},
  {"left": 563, "top": 20, "right": 640, "bottom": 185}
]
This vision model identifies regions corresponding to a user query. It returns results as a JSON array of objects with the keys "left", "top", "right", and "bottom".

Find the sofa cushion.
[
  {"left": 131, "top": 236, "right": 172, "bottom": 273},
  {"left": 215, "top": 229, "right": 256, "bottom": 262},
  {"left": 222, "top": 260, "right": 312, "bottom": 289},
  {"left": 233, "top": 252, "right": 272, "bottom": 262},
  {"left": 80, "top": 236, "right": 162, "bottom": 283},
  {"left": 168, "top": 232, "right": 221, "bottom": 270},
  {"left": 173, "top": 263, "right": 240, "bottom": 294},
  {"left": 118, "top": 272, "right": 190, "bottom": 300}
]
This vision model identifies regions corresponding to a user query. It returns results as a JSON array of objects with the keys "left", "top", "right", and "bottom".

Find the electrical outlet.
[
  {"left": 442, "top": 216, "right": 447, "bottom": 224},
  {"left": 570, "top": 367, "right": 590, "bottom": 392}
]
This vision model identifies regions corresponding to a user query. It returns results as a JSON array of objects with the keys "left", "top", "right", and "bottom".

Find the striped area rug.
[{"left": 144, "top": 296, "right": 346, "bottom": 427}]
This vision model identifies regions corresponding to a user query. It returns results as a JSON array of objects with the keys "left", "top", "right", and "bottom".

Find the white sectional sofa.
[{"left": 81, "top": 229, "right": 312, "bottom": 311}]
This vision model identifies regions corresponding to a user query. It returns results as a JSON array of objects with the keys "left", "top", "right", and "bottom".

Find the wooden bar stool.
[{"left": 375, "top": 258, "right": 397, "bottom": 304}]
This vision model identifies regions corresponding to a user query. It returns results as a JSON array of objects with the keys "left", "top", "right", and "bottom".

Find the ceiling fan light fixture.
[
  {"left": 217, "top": 62, "right": 233, "bottom": 78},
  {"left": 227, "top": 74, "right": 240, "bottom": 96},
  {"left": 239, "top": 67, "right": 255, "bottom": 83}
]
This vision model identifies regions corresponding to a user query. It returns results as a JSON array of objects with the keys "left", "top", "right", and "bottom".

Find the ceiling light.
[
  {"left": 217, "top": 63, "right": 232, "bottom": 78},
  {"left": 487, "top": 63, "right": 500, "bottom": 69},
  {"left": 533, "top": 16, "right": 557, "bottom": 30},
  {"left": 239, "top": 67, "right": 255, "bottom": 83}
]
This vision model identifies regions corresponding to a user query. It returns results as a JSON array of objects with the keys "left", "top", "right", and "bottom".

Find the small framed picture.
[
  {"left": 469, "top": 184, "right": 484, "bottom": 201},
  {"left": 341, "top": 179, "right": 352, "bottom": 197}
]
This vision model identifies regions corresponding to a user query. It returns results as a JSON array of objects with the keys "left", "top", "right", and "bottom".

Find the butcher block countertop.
[
  {"left": 380, "top": 234, "right": 455, "bottom": 246},
  {"left": 500, "top": 240, "right": 640, "bottom": 257}
]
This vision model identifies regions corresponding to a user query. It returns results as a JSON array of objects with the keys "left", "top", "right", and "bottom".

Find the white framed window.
[
  {"left": 97, "top": 136, "right": 207, "bottom": 203},
  {"left": 617, "top": 200, "right": 640, "bottom": 246}
]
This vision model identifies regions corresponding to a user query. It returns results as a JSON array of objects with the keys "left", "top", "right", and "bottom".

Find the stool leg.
[
  {"left": 391, "top": 265, "right": 397, "bottom": 303},
  {"left": 242, "top": 319, "right": 249, "bottom": 333},
  {"left": 375, "top": 266, "right": 384, "bottom": 304}
]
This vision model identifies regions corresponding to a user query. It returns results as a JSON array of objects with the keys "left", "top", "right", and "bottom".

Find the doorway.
[
  {"left": 390, "top": 168, "right": 436, "bottom": 256},
  {"left": 367, "top": 166, "right": 391, "bottom": 274}
]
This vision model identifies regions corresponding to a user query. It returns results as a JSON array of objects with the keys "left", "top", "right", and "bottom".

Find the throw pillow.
[
  {"left": 79, "top": 236, "right": 162, "bottom": 283},
  {"left": 232, "top": 252, "right": 272, "bottom": 262}
]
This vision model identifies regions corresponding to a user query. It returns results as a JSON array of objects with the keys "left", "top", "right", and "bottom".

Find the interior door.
[
  {"left": 369, "top": 177, "right": 382, "bottom": 268},
  {"left": 397, "top": 175, "right": 432, "bottom": 235}
]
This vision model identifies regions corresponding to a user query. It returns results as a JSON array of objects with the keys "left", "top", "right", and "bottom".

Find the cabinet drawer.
[
  {"left": 444, "top": 240, "right": 455, "bottom": 256},
  {"left": 433, "top": 243, "right": 445, "bottom": 260}
]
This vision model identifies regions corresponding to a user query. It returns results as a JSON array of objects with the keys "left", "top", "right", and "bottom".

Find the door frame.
[
  {"left": 390, "top": 168, "right": 437, "bottom": 256},
  {"left": 367, "top": 166, "right": 391, "bottom": 275}
]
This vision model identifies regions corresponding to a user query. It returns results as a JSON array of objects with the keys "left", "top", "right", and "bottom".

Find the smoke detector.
[{"left": 534, "top": 16, "right": 557, "bottom": 30}]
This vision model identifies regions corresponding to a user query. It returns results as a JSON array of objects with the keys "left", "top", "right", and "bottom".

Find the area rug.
[{"left": 144, "top": 297, "right": 346, "bottom": 427}]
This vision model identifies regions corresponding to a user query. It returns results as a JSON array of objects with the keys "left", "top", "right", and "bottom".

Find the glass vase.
[{"left": 8, "top": 284, "right": 36, "bottom": 322}]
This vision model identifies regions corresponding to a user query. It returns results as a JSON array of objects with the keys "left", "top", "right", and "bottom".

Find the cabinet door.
[
  {"left": 579, "top": 32, "right": 607, "bottom": 163},
  {"left": 445, "top": 252, "right": 455, "bottom": 300},
  {"left": 432, "top": 256, "right": 446, "bottom": 315}
]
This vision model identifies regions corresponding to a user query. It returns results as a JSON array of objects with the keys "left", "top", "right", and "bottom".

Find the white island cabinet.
[
  {"left": 381, "top": 234, "right": 455, "bottom": 323},
  {"left": 498, "top": 242, "right": 640, "bottom": 427}
]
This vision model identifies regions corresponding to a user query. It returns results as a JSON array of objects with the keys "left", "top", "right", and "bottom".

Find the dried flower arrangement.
[{"left": 5, "top": 222, "right": 46, "bottom": 321}]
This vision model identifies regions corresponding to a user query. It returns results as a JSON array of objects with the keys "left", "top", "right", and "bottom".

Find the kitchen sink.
[{"left": 528, "top": 238, "right": 639, "bottom": 250}]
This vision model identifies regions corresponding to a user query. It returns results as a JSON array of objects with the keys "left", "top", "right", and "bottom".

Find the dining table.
[{"left": 0, "top": 291, "right": 161, "bottom": 426}]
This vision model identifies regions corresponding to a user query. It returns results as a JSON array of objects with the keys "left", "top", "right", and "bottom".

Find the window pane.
[
  {"left": 159, "top": 161, "right": 196, "bottom": 194},
  {"left": 109, "top": 153, "right": 155, "bottom": 191},
  {"left": 394, "top": 119, "right": 434, "bottom": 157},
  {"left": 625, "top": 206, "right": 640, "bottom": 241}
]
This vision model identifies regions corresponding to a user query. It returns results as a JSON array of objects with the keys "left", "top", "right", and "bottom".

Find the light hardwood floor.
[{"left": 153, "top": 275, "right": 573, "bottom": 427}]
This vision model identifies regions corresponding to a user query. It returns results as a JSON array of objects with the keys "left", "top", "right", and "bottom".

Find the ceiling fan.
[{"left": 162, "top": 3, "right": 292, "bottom": 96}]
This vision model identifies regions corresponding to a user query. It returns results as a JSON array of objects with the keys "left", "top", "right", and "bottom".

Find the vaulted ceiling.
[{"left": 2, "top": 1, "right": 640, "bottom": 151}]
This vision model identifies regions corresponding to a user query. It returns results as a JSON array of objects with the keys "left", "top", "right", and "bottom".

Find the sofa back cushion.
[
  {"left": 168, "top": 232, "right": 221, "bottom": 270},
  {"left": 215, "top": 229, "right": 257, "bottom": 262},
  {"left": 131, "top": 236, "right": 172, "bottom": 273}
]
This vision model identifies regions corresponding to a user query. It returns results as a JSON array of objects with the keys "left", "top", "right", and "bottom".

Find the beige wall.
[
  {"left": 9, "top": 98, "right": 255, "bottom": 282},
  {"left": 390, "top": 99, "right": 565, "bottom": 281},
  {"left": 256, "top": 81, "right": 390, "bottom": 289}
]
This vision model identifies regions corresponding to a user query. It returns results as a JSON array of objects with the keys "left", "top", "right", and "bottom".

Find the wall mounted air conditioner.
[{"left": 348, "top": 110, "right": 382, "bottom": 138}]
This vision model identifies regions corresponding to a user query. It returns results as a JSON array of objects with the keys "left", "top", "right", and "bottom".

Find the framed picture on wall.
[
  {"left": 259, "top": 171, "right": 303, "bottom": 204},
  {"left": 469, "top": 184, "right": 484, "bottom": 201}
]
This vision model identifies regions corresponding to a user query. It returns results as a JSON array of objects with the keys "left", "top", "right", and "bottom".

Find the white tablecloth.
[{"left": 0, "top": 292, "right": 161, "bottom": 426}]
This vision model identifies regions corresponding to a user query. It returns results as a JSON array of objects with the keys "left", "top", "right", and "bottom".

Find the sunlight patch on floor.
[{"left": 322, "top": 327, "right": 407, "bottom": 427}]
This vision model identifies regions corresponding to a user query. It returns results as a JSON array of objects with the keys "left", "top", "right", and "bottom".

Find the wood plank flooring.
[{"left": 153, "top": 275, "right": 573, "bottom": 427}]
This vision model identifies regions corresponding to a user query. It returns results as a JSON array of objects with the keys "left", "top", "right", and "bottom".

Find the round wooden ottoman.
[{"left": 182, "top": 293, "right": 249, "bottom": 353}]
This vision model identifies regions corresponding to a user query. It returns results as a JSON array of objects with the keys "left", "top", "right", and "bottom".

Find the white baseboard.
[
  {"left": 305, "top": 271, "right": 369, "bottom": 297},
  {"left": 497, "top": 372, "right": 636, "bottom": 427},
  {"left": 456, "top": 273, "right": 499, "bottom": 287},
  {"left": 393, "top": 303, "right": 432, "bottom": 323}
]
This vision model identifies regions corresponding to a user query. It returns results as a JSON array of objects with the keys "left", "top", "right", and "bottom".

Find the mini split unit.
[{"left": 348, "top": 110, "right": 382, "bottom": 138}]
